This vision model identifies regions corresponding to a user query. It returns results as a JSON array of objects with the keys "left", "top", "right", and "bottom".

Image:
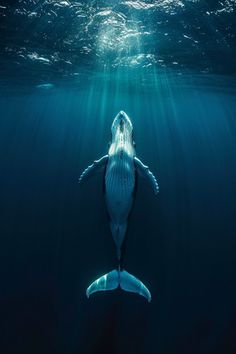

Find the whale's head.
[
  {"left": 109, "top": 111, "right": 135, "bottom": 157},
  {"left": 111, "top": 111, "right": 133, "bottom": 136}
]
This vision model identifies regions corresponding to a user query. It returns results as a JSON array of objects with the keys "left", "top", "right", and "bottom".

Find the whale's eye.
[{"left": 133, "top": 141, "right": 136, "bottom": 148}]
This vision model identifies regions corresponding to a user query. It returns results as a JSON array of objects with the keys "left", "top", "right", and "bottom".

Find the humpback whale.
[{"left": 79, "top": 111, "right": 159, "bottom": 302}]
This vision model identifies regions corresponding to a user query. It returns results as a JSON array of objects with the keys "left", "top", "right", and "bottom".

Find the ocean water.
[{"left": 1, "top": 1, "right": 236, "bottom": 354}]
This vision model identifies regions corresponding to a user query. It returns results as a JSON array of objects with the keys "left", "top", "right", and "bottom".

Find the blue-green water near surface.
[{"left": 0, "top": 1, "right": 236, "bottom": 354}]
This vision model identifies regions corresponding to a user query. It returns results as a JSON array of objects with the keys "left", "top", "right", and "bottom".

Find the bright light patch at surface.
[{"left": 94, "top": 10, "right": 142, "bottom": 66}]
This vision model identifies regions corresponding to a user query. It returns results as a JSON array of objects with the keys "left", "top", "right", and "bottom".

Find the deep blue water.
[
  {"left": 1, "top": 71, "right": 236, "bottom": 354},
  {"left": 1, "top": 1, "right": 236, "bottom": 354}
]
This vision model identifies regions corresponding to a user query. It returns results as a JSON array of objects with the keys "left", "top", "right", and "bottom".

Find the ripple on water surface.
[{"left": 0, "top": 0, "right": 236, "bottom": 88}]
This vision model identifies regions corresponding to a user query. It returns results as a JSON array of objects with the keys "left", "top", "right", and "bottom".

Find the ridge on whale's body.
[{"left": 79, "top": 111, "right": 159, "bottom": 302}]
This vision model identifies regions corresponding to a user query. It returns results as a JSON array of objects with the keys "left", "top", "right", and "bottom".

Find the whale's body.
[
  {"left": 79, "top": 111, "right": 159, "bottom": 302},
  {"left": 105, "top": 112, "right": 136, "bottom": 260}
]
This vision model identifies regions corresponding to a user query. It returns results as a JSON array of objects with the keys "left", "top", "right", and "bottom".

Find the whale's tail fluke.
[{"left": 86, "top": 269, "right": 151, "bottom": 302}]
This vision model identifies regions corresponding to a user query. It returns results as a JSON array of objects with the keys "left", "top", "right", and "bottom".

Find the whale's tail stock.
[{"left": 86, "top": 269, "right": 151, "bottom": 302}]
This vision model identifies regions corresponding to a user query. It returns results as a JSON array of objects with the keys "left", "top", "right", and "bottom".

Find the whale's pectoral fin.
[
  {"left": 79, "top": 155, "right": 108, "bottom": 183},
  {"left": 134, "top": 157, "right": 159, "bottom": 195}
]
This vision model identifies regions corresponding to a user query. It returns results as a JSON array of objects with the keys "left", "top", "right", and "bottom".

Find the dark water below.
[{"left": 1, "top": 71, "right": 236, "bottom": 354}]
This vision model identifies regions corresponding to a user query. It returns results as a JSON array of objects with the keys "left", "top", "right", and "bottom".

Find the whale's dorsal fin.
[
  {"left": 79, "top": 155, "right": 108, "bottom": 183},
  {"left": 134, "top": 156, "right": 159, "bottom": 195}
]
